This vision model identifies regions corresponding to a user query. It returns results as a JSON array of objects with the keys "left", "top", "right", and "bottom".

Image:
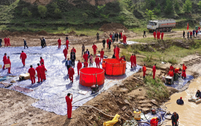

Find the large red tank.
[
  {"left": 79, "top": 67, "right": 105, "bottom": 87},
  {"left": 103, "top": 59, "right": 126, "bottom": 76}
]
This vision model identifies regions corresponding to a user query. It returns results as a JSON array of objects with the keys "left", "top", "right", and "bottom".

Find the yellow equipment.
[
  {"left": 103, "top": 114, "right": 120, "bottom": 126},
  {"left": 134, "top": 110, "right": 141, "bottom": 120}
]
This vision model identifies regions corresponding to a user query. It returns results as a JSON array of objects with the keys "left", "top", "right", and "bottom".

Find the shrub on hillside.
[
  {"left": 38, "top": 5, "right": 47, "bottom": 18},
  {"left": 21, "top": 7, "right": 32, "bottom": 17}
]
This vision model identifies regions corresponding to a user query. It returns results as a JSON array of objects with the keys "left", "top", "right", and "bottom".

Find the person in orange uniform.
[
  {"left": 83, "top": 52, "right": 88, "bottom": 62},
  {"left": 182, "top": 64, "right": 187, "bottom": 71},
  {"left": 28, "top": 65, "right": 36, "bottom": 84},
  {"left": 71, "top": 47, "right": 76, "bottom": 54},
  {"left": 130, "top": 54, "right": 134, "bottom": 68},
  {"left": 63, "top": 47, "right": 68, "bottom": 60},
  {"left": 182, "top": 70, "right": 186, "bottom": 79},
  {"left": 6, "top": 56, "right": 11, "bottom": 74},
  {"left": 153, "top": 31, "right": 156, "bottom": 39},
  {"left": 95, "top": 56, "right": 100, "bottom": 68},
  {"left": 41, "top": 62, "right": 47, "bottom": 81},
  {"left": 36, "top": 63, "right": 42, "bottom": 83},
  {"left": 92, "top": 43, "right": 97, "bottom": 55},
  {"left": 153, "top": 64, "right": 156, "bottom": 79},
  {"left": 2, "top": 53, "right": 7, "bottom": 70},
  {"left": 66, "top": 39, "right": 69, "bottom": 49},
  {"left": 174, "top": 68, "right": 181, "bottom": 74},
  {"left": 133, "top": 54, "right": 136, "bottom": 67},
  {"left": 77, "top": 60, "right": 82, "bottom": 76},
  {"left": 58, "top": 38, "right": 61, "bottom": 49},
  {"left": 161, "top": 32, "right": 164, "bottom": 40},
  {"left": 182, "top": 64, "right": 187, "bottom": 78},
  {"left": 123, "top": 35, "right": 127, "bottom": 44},
  {"left": 84, "top": 61, "right": 88, "bottom": 68},
  {"left": 68, "top": 66, "right": 74, "bottom": 83},
  {"left": 20, "top": 51, "right": 27, "bottom": 67},
  {"left": 40, "top": 57, "right": 44, "bottom": 66},
  {"left": 168, "top": 70, "right": 174, "bottom": 77},
  {"left": 150, "top": 117, "right": 159, "bottom": 126},
  {"left": 65, "top": 93, "right": 73, "bottom": 119},
  {"left": 114, "top": 45, "right": 120, "bottom": 59},
  {"left": 100, "top": 49, "right": 104, "bottom": 62},
  {"left": 170, "top": 65, "right": 174, "bottom": 71},
  {"left": 143, "top": 64, "right": 146, "bottom": 78}
]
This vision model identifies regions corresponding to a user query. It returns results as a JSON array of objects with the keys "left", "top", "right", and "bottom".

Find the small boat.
[{"left": 188, "top": 96, "right": 201, "bottom": 104}]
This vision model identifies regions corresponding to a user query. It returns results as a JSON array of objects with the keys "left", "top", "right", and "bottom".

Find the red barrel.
[
  {"left": 79, "top": 67, "right": 105, "bottom": 87},
  {"left": 103, "top": 59, "right": 126, "bottom": 76}
]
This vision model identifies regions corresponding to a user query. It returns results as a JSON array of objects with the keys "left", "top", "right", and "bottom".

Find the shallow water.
[{"left": 164, "top": 77, "right": 201, "bottom": 126}]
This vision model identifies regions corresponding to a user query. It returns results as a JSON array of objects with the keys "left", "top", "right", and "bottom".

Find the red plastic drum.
[
  {"left": 79, "top": 67, "right": 105, "bottom": 87},
  {"left": 103, "top": 59, "right": 126, "bottom": 76}
]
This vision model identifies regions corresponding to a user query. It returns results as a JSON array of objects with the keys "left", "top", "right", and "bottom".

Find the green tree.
[
  {"left": 183, "top": 0, "right": 192, "bottom": 13},
  {"left": 21, "top": 7, "right": 32, "bottom": 17},
  {"left": 38, "top": 5, "right": 47, "bottom": 18},
  {"left": 198, "top": 1, "right": 201, "bottom": 9},
  {"left": 145, "top": 0, "right": 156, "bottom": 9},
  {"left": 154, "top": 4, "right": 161, "bottom": 15},
  {"left": 145, "top": 9, "right": 155, "bottom": 20},
  {"left": 165, "top": 0, "right": 173, "bottom": 14},
  {"left": 82, "top": 13, "right": 88, "bottom": 22},
  {"left": 174, "top": 0, "right": 180, "bottom": 10},
  {"left": 54, "top": 8, "right": 61, "bottom": 16}
]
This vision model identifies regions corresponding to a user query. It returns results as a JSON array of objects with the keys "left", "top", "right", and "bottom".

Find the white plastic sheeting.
[{"left": 0, "top": 45, "right": 141, "bottom": 115}]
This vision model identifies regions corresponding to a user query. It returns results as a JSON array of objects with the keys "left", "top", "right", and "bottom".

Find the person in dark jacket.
[
  {"left": 143, "top": 30, "right": 146, "bottom": 38},
  {"left": 171, "top": 112, "right": 179, "bottom": 126},
  {"left": 176, "top": 97, "right": 184, "bottom": 105},
  {"left": 23, "top": 39, "right": 28, "bottom": 49},
  {"left": 0, "top": 38, "right": 2, "bottom": 47},
  {"left": 108, "top": 40, "right": 111, "bottom": 50},
  {"left": 102, "top": 39, "right": 106, "bottom": 49},
  {"left": 70, "top": 52, "right": 76, "bottom": 67},
  {"left": 196, "top": 90, "right": 201, "bottom": 98},
  {"left": 96, "top": 32, "right": 99, "bottom": 41},
  {"left": 115, "top": 32, "right": 118, "bottom": 42},
  {"left": 183, "top": 31, "right": 185, "bottom": 38}
]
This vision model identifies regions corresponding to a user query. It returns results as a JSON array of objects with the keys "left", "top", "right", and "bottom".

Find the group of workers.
[
  {"left": 0, "top": 37, "right": 11, "bottom": 47},
  {"left": 153, "top": 31, "right": 164, "bottom": 40},
  {"left": 167, "top": 64, "right": 187, "bottom": 80},
  {"left": 183, "top": 29, "right": 200, "bottom": 39}
]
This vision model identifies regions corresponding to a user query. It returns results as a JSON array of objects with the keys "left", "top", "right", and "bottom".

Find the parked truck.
[{"left": 147, "top": 19, "right": 176, "bottom": 32}]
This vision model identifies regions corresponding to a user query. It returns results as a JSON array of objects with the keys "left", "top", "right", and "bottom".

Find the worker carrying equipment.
[{"left": 134, "top": 109, "right": 141, "bottom": 121}]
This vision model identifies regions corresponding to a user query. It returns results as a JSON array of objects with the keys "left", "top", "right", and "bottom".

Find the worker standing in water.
[
  {"left": 171, "top": 112, "right": 179, "bottom": 126},
  {"left": 65, "top": 93, "right": 73, "bottom": 119},
  {"left": 143, "top": 64, "right": 146, "bottom": 78},
  {"left": 28, "top": 65, "right": 36, "bottom": 84},
  {"left": 152, "top": 64, "right": 156, "bottom": 79},
  {"left": 176, "top": 97, "right": 184, "bottom": 105},
  {"left": 20, "top": 51, "right": 27, "bottom": 67}
]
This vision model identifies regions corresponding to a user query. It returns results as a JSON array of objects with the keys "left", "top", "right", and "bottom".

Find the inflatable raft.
[{"left": 188, "top": 96, "right": 201, "bottom": 104}]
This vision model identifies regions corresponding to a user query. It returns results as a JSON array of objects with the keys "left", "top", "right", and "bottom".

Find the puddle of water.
[{"left": 164, "top": 77, "right": 201, "bottom": 126}]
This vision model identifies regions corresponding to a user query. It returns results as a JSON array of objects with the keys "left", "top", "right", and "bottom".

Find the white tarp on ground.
[
  {"left": 0, "top": 45, "right": 141, "bottom": 115},
  {"left": 119, "top": 41, "right": 139, "bottom": 45}
]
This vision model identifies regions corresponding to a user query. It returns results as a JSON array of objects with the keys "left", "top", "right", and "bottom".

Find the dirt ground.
[{"left": 0, "top": 30, "right": 199, "bottom": 126}]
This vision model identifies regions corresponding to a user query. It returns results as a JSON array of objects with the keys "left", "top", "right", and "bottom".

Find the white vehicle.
[{"left": 147, "top": 19, "right": 176, "bottom": 32}]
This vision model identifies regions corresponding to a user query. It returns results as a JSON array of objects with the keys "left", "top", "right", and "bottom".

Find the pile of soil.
[
  {"left": 99, "top": 23, "right": 128, "bottom": 32},
  {"left": 36, "top": 30, "right": 48, "bottom": 35},
  {"left": 68, "top": 30, "right": 76, "bottom": 35}
]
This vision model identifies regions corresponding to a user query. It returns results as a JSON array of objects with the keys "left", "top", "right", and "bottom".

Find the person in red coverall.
[
  {"left": 40, "top": 57, "right": 44, "bottom": 66},
  {"left": 95, "top": 56, "right": 100, "bottom": 68},
  {"left": 63, "top": 47, "right": 68, "bottom": 60},
  {"left": 20, "top": 51, "right": 27, "bottom": 67},
  {"left": 143, "top": 64, "right": 146, "bottom": 78},
  {"left": 114, "top": 45, "right": 120, "bottom": 59},
  {"left": 77, "top": 60, "right": 82, "bottom": 76},
  {"left": 161, "top": 32, "right": 164, "bottom": 40},
  {"left": 182, "top": 70, "right": 186, "bottom": 79},
  {"left": 71, "top": 47, "right": 76, "bottom": 54},
  {"left": 6, "top": 56, "right": 11, "bottom": 74},
  {"left": 170, "top": 65, "right": 174, "bottom": 71},
  {"left": 182, "top": 64, "right": 187, "bottom": 71},
  {"left": 58, "top": 38, "right": 61, "bottom": 49},
  {"left": 41, "top": 62, "right": 47, "bottom": 81},
  {"left": 7, "top": 37, "right": 11, "bottom": 46},
  {"left": 83, "top": 52, "right": 88, "bottom": 62},
  {"left": 106, "top": 38, "right": 109, "bottom": 48},
  {"left": 168, "top": 70, "right": 174, "bottom": 77},
  {"left": 153, "top": 64, "right": 156, "bottom": 79},
  {"left": 123, "top": 35, "right": 127, "bottom": 44},
  {"left": 84, "top": 61, "right": 88, "bottom": 68},
  {"left": 153, "top": 31, "right": 156, "bottom": 39},
  {"left": 150, "top": 117, "right": 159, "bottom": 126},
  {"left": 92, "top": 43, "right": 97, "bottom": 55},
  {"left": 28, "top": 65, "right": 36, "bottom": 84},
  {"left": 157, "top": 31, "right": 161, "bottom": 39},
  {"left": 65, "top": 93, "right": 73, "bottom": 119},
  {"left": 130, "top": 54, "right": 134, "bottom": 68},
  {"left": 68, "top": 66, "right": 74, "bottom": 83},
  {"left": 66, "top": 40, "right": 69, "bottom": 49},
  {"left": 182, "top": 64, "right": 187, "bottom": 78},
  {"left": 36, "top": 63, "right": 42, "bottom": 83},
  {"left": 133, "top": 54, "right": 136, "bottom": 67},
  {"left": 2, "top": 53, "right": 7, "bottom": 70},
  {"left": 110, "top": 33, "right": 112, "bottom": 39},
  {"left": 100, "top": 49, "right": 104, "bottom": 62},
  {"left": 4, "top": 38, "right": 7, "bottom": 47}
]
